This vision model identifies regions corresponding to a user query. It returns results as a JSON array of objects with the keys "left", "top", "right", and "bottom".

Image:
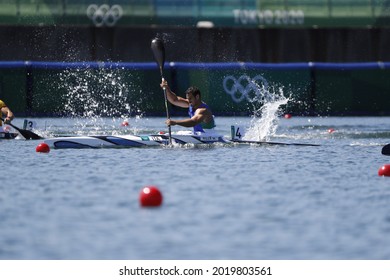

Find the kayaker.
[
  {"left": 160, "top": 79, "right": 215, "bottom": 133},
  {"left": 0, "top": 99, "right": 14, "bottom": 128}
]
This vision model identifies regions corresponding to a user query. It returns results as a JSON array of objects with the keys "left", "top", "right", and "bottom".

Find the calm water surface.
[{"left": 1, "top": 116, "right": 390, "bottom": 259}]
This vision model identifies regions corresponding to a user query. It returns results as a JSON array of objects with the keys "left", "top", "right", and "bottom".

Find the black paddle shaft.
[{"left": 151, "top": 37, "right": 172, "bottom": 144}]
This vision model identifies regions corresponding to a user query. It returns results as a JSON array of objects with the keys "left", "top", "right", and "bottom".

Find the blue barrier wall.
[{"left": 0, "top": 61, "right": 389, "bottom": 117}]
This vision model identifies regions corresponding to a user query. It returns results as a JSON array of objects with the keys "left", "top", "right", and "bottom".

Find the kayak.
[
  {"left": 43, "top": 126, "right": 320, "bottom": 149},
  {"left": 0, "top": 131, "right": 19, "bottom": 139},
  {"left": 43, "top": 130, "right": 227, "bottom": 149}
]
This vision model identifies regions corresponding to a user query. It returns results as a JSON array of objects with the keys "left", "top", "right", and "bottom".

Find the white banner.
[{"left": 0, "top": 260, "right": 389, "bottom": 280}]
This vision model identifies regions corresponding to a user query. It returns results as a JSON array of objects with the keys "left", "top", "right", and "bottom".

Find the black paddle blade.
[
  {"left": 0, "top": 117, "right": 43, "bottom": 140},
  {"left": 151, "top": 37, "right": 165, "bottom": 74},
  {"left": 382, "top": 144, "right": 390, "bottom": 156},
  {"left": 18, "top": 129, "right": 43, "bottom": 140},
  {"left": 10, "top": 124, "right": 43, "bottom": 140}
]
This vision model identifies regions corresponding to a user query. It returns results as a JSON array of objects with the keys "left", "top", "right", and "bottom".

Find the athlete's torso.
[{"left": 188, "top": 102, "right": 216, "bottom": 133}]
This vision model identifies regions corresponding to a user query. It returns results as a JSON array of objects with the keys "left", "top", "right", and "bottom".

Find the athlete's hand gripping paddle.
[{"left": 151, "top": 37, "right": 172, "bottom": 145}]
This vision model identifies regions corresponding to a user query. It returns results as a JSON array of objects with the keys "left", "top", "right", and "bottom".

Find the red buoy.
[
  {"left": 121, "top": 121, "right": 129, "bottom": 127},
  {"left": 378, "top": 164, "right": 390, "bottom": 176},
  {"left": 328, "top": 128, "right": 335, "bottom": 134},
  {"left": 284, "top": 113, "right": 292, "bottom": 119},
  {"left": 139, "top": 186, "right": 163, "bottom": 207},
  {"left": 36, "top": 143, "right": 50, "bottom": 153}
]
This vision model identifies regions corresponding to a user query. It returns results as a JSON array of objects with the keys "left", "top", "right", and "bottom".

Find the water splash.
[
  {"left": 154, "top": 32, "right": 176, "bottom": 45},
  {"left": 59, "top": 68, "right": 139, "bottom": 118},
  {"left": 31, "top": 66, "right": 145, "bottom": 135},
  {"left": 243, "top": 84, "right": 289, "bottom": 141}
]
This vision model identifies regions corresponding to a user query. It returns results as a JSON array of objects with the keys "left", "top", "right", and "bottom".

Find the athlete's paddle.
[
  {"left": 151, "top": 37, "right": 172, "bottom": 145},
  {"left": 382, "top": 144, "right": 390, "bottom": 155},
  {"left": 0, "top": 117, "right": 43, "bottom": 140}
]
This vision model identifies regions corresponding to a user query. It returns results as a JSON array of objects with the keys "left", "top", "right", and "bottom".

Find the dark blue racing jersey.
[{"left": 188, "top": 103, "right": 216, "bottom": 133}]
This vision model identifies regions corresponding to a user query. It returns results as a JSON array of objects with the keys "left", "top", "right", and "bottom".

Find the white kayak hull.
[
  {"left": 43, "top": 132, "right": 227, "bottom": 149},
  {"left": 43, "top": 126, "right": 319, "bottom": 149}
]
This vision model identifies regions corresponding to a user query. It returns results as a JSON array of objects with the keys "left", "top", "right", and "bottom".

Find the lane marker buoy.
[
  {"left": 378, "top": 164, "right": 390, "bottom": 176},
  {"left": 139, "top": 186, "right": 163, "bottom": 207},
  {"left": 36, "top": 143, "right": 50, "bottom": 153},
  {"left": 284, "top": 113, "right": 292, "bottom": 119}
]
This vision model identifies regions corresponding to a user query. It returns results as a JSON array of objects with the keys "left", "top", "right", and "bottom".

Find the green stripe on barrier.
[
  {"left": 0, "top": 61, "right": 389, "bottom": 117},
  {"left": 0, "top": 0, "right": 389, "bottom": 27}
]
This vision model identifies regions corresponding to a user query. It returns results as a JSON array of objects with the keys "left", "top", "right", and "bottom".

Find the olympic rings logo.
[
  {"left": 87, "top": 4, "right": 123, "bottom": 27},
  {"left": 223, "top": 75, "right": 269, "bottom": 103}
]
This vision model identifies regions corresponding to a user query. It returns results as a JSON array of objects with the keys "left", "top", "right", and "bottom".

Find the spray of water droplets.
[
  {"left": 154, "top": 32, "right": 176, "bottom": 45},
  {"left": 34, "top": 66, "right": 145, "bottom": 134},
  {"left": 243, "top": 83, "right": 289, "bottom": 141},
  {"left": 59, "top": 66, "right": 144, "bottom": 117}
]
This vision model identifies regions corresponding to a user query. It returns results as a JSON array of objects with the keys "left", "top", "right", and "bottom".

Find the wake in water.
[{"left": 242, "top": 82, "right": 289, "bottom": 141}]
